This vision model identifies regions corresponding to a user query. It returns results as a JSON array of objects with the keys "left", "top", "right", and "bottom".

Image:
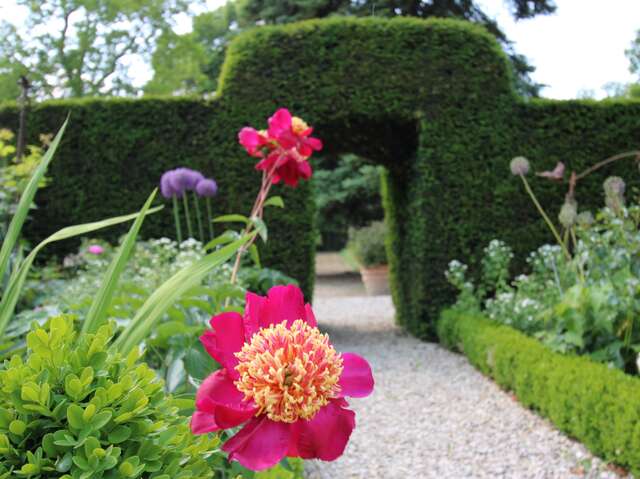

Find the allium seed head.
[
  {"left": 558, "top": 199, "right": 578, "bottom": 228},
  {"left": 576, "top": 211, "right": 594, "bottom": 227},
  {"left": 510, "top": 156, "right": 530, "bottom": 176}
]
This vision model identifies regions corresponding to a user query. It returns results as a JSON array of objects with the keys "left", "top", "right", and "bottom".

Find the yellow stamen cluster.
[
  {"left": 234, "top": 320, "right": 343, "bottom": 423},
  {"left": 291, "top": 117, "right": 309, "bottom": 135}
]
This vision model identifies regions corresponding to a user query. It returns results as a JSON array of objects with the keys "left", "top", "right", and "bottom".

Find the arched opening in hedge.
[{"left": 1, "top": 17, "right": 639, "bottom": 340}]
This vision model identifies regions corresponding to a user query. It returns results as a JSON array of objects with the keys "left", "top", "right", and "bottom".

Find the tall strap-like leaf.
[
  {"left": 82, "top": 189, "right": 159, "bottom": 336},
  {"left": 0, "top": 206, "right": 162, "bottom": 337},
  {"left": 0, "top": 117, "right": 68, "bottom": 292},
  {"left": 111, "top": 232, "right": 255, "bottom": 354}
]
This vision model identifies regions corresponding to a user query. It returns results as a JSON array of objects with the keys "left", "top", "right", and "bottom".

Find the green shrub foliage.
[
  {"left": 0, "top": 316, "right": 219, "bottom": 478},
  {"left": 438, "top": 310, "right": 640, "bottom": 475},
  {"left": 2, "top": 18, "right": 640, "bottom": 335},
  {"left": 347, "top": 221, "right": 387, "bottom": 267}
]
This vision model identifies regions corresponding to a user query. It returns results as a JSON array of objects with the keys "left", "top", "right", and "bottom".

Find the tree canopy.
[
  {"left": 146, "top": 0, "right": 556, "bottom": 97},
  {"left": 0, "top": 0, "right": 196, "bottom": 100}
]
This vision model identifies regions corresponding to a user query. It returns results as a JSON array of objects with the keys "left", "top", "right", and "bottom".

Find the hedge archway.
[{"left": 2, "top": 18, "right": 639, "bottom": 338}]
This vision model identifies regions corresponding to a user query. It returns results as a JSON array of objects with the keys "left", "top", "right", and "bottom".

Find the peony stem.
[
  {"left": 228, "top": 160, "right": 280, "bottom": 291},
  {"left": 172, "top": 195, "right": 182, "bottom": 244}
]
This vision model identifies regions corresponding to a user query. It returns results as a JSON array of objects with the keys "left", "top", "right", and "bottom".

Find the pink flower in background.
[
  {"left": 537, "top": 162, "right": 565, "bottom": 181},
  {"left": 237, "top": 108, "right": 322, "bottom": 187},
  {"left": 192, "top": 285, "right": 374, "bottom": 471},
  {"left": 267, "top": 108, "right": 322, "bottom": 158},
  {"left": 87, "top": 245, "right": 104, "bottom": 255},
  {"left": 239, "top": 128, "right": 271, "bottom": 157},
  {"left": 255, "top": 150, "right": 312, "bottom": 186}
]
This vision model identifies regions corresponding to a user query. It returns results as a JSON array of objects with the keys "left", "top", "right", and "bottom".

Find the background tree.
[
  {"left": 145, "top": 2, "right": 238, "bottom": 96},
  {"left": 147, "top": 0, "right": 556, "bottom": 97},
  {"left": 0, "top": 0, "right": 197, "bottom": 100},
  {"left": 624, "top": 30, "right": 640, "bottom": 99}
]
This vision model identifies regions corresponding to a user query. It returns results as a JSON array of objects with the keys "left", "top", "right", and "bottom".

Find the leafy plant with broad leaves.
[
  {"left": 446, "top": 196, "right": 640, "bottom": 373},
  {"left": 0, "top": 315, "right": 221, "bottom": 478},
  {"left": 346, "top": 221, "right": 387, "bottom": 268}
]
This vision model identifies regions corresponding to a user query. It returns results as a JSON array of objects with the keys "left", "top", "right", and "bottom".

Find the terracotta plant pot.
[{"left": 360, "top": 264, "right": 390, "bottom": 296}]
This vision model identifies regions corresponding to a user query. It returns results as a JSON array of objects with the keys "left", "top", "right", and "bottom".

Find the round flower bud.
[
  {"left": 603, "top": 176, "right": 626, "bottom": 212},
  {"left": 558, "top": 200, "right": 578, "bottom": 229},
  {"left": 88, "top": 245, "right": 104, "bottom": 255},
  {"left": 196, "top": 178, "right": 218, "bottom": 197},
  {"left": 510, "top": 156, "right": 530, "bottom": 176},
  {"left": 576, "top": 211, "right": 594, "bottom": 227},
  {"left": 603, "top": 176, "right": 625, "bottom": 197}
]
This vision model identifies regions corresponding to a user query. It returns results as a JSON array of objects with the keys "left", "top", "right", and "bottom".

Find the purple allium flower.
[
  {"left": 196, "top": 178, "right": 218, "bottom": 197},
  {"left": 88, "top": 245, "right": 104, "bottom": 255},
  {"left": 170, "top": 168, "right": 205, "bottom": 194},
  {"left": 185, "top": 169, "right": 204, "bottom": 189},
  {"left": 160, "top": 170, "right": 176, "bottom": 198}
]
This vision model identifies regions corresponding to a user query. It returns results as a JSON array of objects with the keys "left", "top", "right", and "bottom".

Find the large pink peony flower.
[{"left": 192, "top": 285, "right": 374, "bottom": 471}]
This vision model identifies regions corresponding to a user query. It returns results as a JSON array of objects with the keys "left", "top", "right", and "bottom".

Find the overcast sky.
[
  {"left": 477, "top": 0, "right": 640, "bottom": 98},
  {"left": 1, "top": 0, "right": 639, "bottom": 99}
]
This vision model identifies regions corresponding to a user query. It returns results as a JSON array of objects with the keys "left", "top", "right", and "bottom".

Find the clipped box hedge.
[
  {"left": 438, "top": 309, "right": 640, "bottom": 474},
  {"left": 1, "top": 17, "right": 640, "bottom": 333}
]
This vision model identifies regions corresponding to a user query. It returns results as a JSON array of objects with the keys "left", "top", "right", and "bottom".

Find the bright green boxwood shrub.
[
  {"left": 0, "top": 315, "right": 220, "bottom": 478},
  {"left": 438, "top": 309, "right": 640, "bottom": 474},
  {"left": 2, "top": 18, "right": 640, "bottom": 336}
]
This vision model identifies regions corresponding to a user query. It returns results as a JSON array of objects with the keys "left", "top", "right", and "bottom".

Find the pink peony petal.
[
  {"left": 276, "top": 130, "right": 298, "bottom": 150},
  {"left": 200, "top": 312, "right": 245, "bottom": 376},
  {"left": 289, "top": 399, "right": 355, "bottom": 461},
  {"left": 238, "top": 127, "right": 263, "bottom": 157},
  {"left": 243, "top": 291, "right": 267, "bottom": 340},
  {"left": 268, "top": 108, "right": 292, "bottom": 138},
  {"left": 264, "top": 285, "right": 307, "bottom": 327},
  {"left": 191, "top": 410, "right": 220, "bottom": 434},
  {"left": 279, "top": 158, "right": 303, "bottom": 186},
  {"left": 223, "top": 416, "right": 291, "bottom": 471},
  {"left": 338, "top": 353, "right": 374, "bottom": 398},
  {"left": 195, "top": 370, "right": 251, "bottom": 412},
  {"left": 193, "top": 370, "right": 256, "bottom": 433},
  {"left": 298, "top": 160, "right": 312, "bottom": 181},
  {"left": 304, "top": 302, "right": 317, "bottom": 328},
  {"left": 306, "top": 136, "right": 323, "bottom": 151}
]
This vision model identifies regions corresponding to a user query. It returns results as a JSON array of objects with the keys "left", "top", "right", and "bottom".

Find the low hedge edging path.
[{"left": 304, "top": 292, "right": 620, "bottom": 477}]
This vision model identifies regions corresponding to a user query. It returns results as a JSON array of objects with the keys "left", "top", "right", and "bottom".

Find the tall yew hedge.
[{"left": 1, "top": 18, "right": 639, "bottom": 336}]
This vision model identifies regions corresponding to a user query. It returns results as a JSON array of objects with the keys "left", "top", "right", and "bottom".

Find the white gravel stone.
[{"left": 304, "top": 295, "right": 625, "bottom": 479}]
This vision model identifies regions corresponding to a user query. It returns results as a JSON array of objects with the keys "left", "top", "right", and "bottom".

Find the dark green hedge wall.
[
  {"left": 438, "top": 309, "right": 640, "bottom": 474},
  {"left": 0, "top": 98, "right": 316, "bottom": 298},
  {"left": 1, "top": 17, "right": 639, "bottom": 334}
]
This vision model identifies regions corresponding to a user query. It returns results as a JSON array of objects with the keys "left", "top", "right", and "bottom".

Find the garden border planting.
[
  {"left": 1, "top": 18, "right": 640, "bottom": 334},
  {"left": 438, "top": 308, "right": 640, "bottom": 475}
]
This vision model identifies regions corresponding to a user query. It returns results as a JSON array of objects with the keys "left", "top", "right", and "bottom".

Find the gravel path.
[{"left": 304, "top": 295, "right": 623, "bottom": 479}]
